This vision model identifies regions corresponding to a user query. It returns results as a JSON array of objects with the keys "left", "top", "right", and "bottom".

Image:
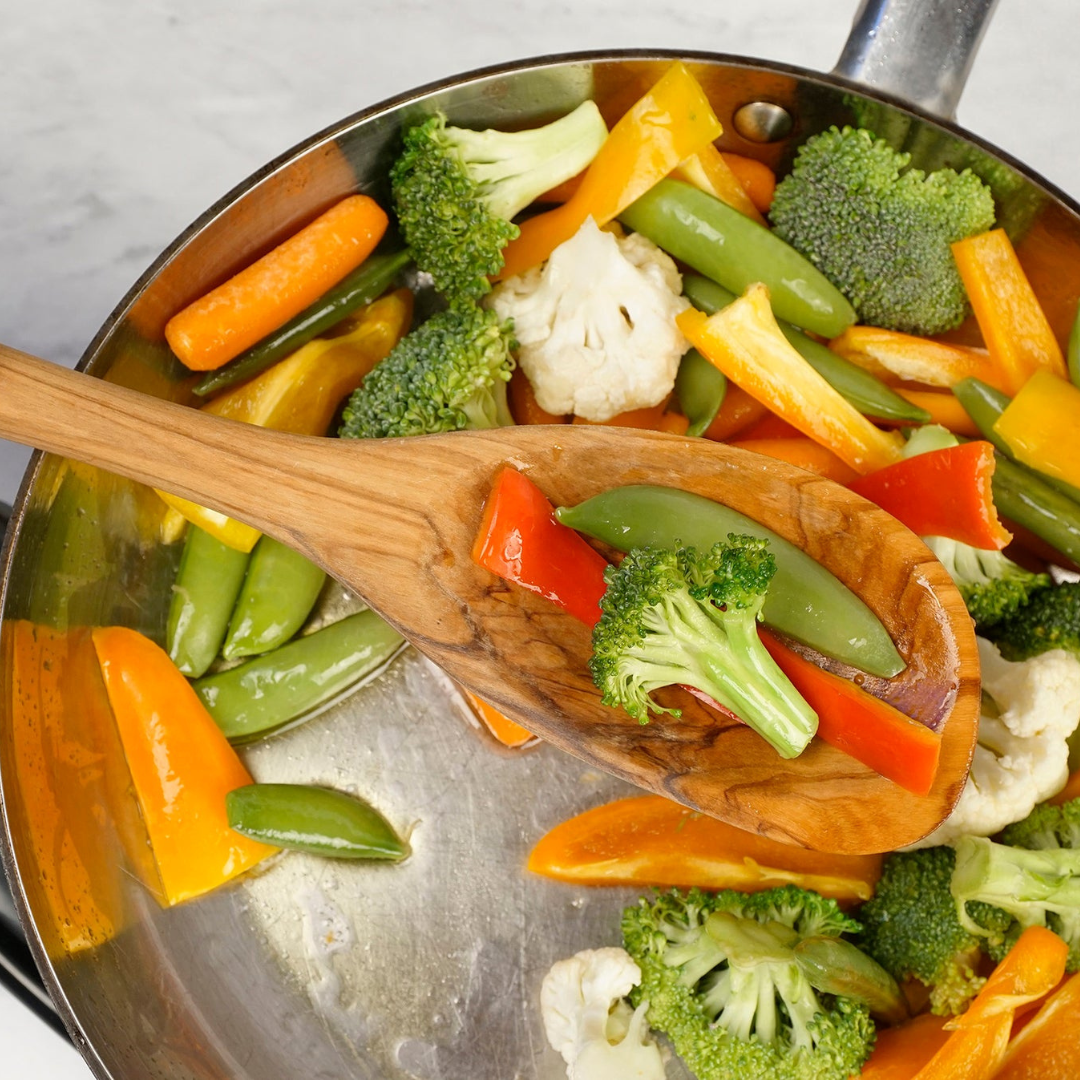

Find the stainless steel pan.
[{"left": 4, "top": 2, "right": 1080, "bottom": 1077}]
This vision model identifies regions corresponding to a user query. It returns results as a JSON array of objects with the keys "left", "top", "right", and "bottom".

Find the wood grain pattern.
[{"left": 0, "top": 343, "right": 980, "bottom": 853}]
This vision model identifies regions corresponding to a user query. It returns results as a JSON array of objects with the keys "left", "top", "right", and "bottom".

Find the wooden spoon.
[{"left": 0, "top": 343, "right": 979, "bottom": 853}]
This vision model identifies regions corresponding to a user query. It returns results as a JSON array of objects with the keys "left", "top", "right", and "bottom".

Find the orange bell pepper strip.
[
  {"left": 721, "top": 153, "right": 777, "bottom": 214},
  {"left": 497, "top": 63, "right": 723, "bottom": 280},
  {"left": 570, "top": 396, "right": 689, "bottom": 433},
  {"left": 92, "top": 626, "right": 278, "bottom": 905},
  {"left": 992, "top": 369, "right": 1080, "bottom": 490},
  {"left": 889, "top": 390, "right": 983, "bottom": 437},
  {"left": 677, "top": 285, "right": 905, "bottom": 474},
  {"left": 759, "top": 629, "right": 941, "bottom": 796},
  {"left": 157, "top": 289, "right": 412, "bottom": 551},
  {"left": 527, "top": 794, "right": 882, "bottom": 902},
  {"left": 849, "top": 441, "right": 1012, "bottom": 550},
  {"left": 859, "top": 1013, "right": 952, "bottom": 1080},
  {"left": 991, "top": 971, "right": 1080, "bottom": 1080},
  {"left": 166, "top": 194, "right": 389, "bottom": 371},
  {"left": 909, "top": 927, "right": 1068, "bottom": 1080},
  {"left": 703, "top": 384, "right": 769, "bottom": 441},
  {"left": 472, "top": 466, "right": 610, "bottom": 628},
  {"left": 1050, "top": 769, "right": 1080, "bottom": 806},
  {"left": 727, "top": 437, "right": 859, "bottom": 485},
  {"left": 951, "top": 229, "right": 1067, "bottom": 395},
  {"left": 460, "top": 688, "right": 536, "bottom": 749},
  {"left": 671, "top": 143, "right": 766, "bottom": 224}
]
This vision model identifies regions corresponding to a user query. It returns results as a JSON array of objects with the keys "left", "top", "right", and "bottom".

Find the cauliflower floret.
[
  {"left": 909, "top": 637, "right": 1080, "bottom": 848},
  {"left": 540, "top": 946, "right": 666, "bottom": 1080},
  {"left": 487, "top": 218, "right": 689, "bottom": 421}
]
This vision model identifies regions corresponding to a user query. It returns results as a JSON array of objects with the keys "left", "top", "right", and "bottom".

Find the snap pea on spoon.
[{"left": 0, "top": 342, "right": 979, "bottom": 852}]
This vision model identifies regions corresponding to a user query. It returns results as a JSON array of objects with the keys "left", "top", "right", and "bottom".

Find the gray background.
[{"left": 1, "top": 0, "right": 1078, "bottom": 1073}]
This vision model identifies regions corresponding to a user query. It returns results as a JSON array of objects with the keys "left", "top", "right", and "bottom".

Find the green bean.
[
  {"left": 682, "top": 275, "right": 929, "bottom": 423},
  {"left": 793, "top": 936, "right": 909, "bottom": 1024},
  {"left": 226, "top": 783, "right": 409, "bottom": 860},
  {"left": 167, "top": 525, "right": 250, "bottom": 677},
  {"left": 222, "top": 536, "right": 327, "bottom": 660},
  {"left": 620, "top": 179, "right": 855, "bottom": 338},
  {"left": 195, "top": 609, "right": 405, "bottom": 742},
  {"left": 192, "top": 250, "right": 411, "bottom": 397},
  {"left": 991, "top": 454, "right": 1080, "bottom": 568},
  {"left": 555, "top": 485, "right": 905, "bottom": 678},
  {"left": 675, "top": 348, "right": 726, "bottom": 436}
]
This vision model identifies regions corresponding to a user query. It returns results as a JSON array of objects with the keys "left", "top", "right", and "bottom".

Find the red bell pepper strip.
[
  {"left": 759, "top": 629, "right": 941, "bottom": 796},
  {"left": 848, "top": 441, "right": 1012, "bottom": 550},
  {"left": 471, "top": 466, "right": 609, "bottom": 627}
]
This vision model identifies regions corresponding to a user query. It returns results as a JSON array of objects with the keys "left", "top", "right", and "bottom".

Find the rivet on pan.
[{"left": 733, "top": 102, "right": 793, "bottom": 143}]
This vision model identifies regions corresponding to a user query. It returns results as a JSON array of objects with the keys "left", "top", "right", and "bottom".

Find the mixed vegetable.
[{"left": 18, "top": 58, "right": 1080, "bottom": 1079}]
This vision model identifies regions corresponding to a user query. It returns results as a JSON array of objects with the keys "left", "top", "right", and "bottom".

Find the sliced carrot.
[
  {"left": 859, "top": 1013, "right": 951, "bottom": 1080},
  {"left": 165, "top": 194, "right": 389, "bottom": 371},
  {"left": 721, "top": 152, "right": 777, "bottom": 214},
  {"left": 527, "top": 794, "right": 882, "bottom": 902},
  {"left": 657, "top": 410, "right": 691, "bottom": 435},
  {"left": 760, "top": 630, "right": 941, "bottom": 796},
  {"left": 734, "top": 412, "right": 805, "bottom": 441},
  {"left": 951, "top": 229, "right": 1067, "bottom": 395},
  {"left": 889, "top": 390, "right": 983, "bottom": 437},
  {"left": 498, "top": 63, "right": 723, "bottom": 279},
  {"left": 728, "top": 437, "right": 860, "bottom": 484},
  {"left": 671, "top": 143, "right": 766, "bottom": 224},
  {"left": 702, "top": 384, "right": 769, "bottom": 441},
  {"left": 572, "top": 399, "right": 669, "bottom": 429},
  {"left": 462, "top": 689, "right": 536, "bottom": 749},
  {"left": 992, "top": 972, "right": 1080, "bottom": 1080},
  {"left": 507, "top": 367, "right": 569, "bottom": 425},
  {"left": 1049, "top": 769, "right": 1080, "bottom": 806}
]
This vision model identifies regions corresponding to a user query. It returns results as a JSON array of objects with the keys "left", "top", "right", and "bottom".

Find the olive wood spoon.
[{"left": 0, "top": 343, "right": 979, "bottom": 853}]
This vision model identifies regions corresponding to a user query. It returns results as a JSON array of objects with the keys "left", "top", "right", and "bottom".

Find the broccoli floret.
[
  {"left": 390, "top": 102, "right": 607, "bottom": 303},
  {"left": 769, "top": 126, "right": 996, "bottom": 335},
  {"left": 855, "top": 847, "right": 1012, "bottom": 1016},
  {"left": 984, "top": 582, "right": 1080, "bottom": 661},
  {"left": 338, "top": 302, "right": 516, "bottom": 439},
  {"left": 622, "top": 886, "right": 876, "bottom": 1080},
  {"left": 588, "top": 538, "right": 818, "bottom": 759},
  {"left": 924, "top": 536, "right": 1051, "bottom": 630},
  {"left": 952, "top": 798, "right": 1080, "bottom": 971}
]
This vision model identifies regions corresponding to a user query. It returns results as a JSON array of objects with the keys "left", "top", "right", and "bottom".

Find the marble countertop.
[{"left": 2, "top": 0, "right": 1079, "bottom": 1074}]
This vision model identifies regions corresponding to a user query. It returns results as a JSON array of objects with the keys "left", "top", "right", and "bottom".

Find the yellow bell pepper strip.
[
  {"left": 951, "top": 229, "right": 1067, "bottom": 395},
  {"left": 92, "top": 626, "right": 278, "bottom": 905},
  {"left": 155, "top": 288, "right": 412, "bottom": 550},
  {"left": 829, "top": 326, "right": 998, "bottom": 390},
  {"left": 496, "top": 62, "right": 723, "bottom": 280},
  {"left": 165, "top": 194, "right": 389, "bottom": 371},
  {"left": 671, "top": 142, "right": 766, "bottom": 224},
  {"left": 991, "top": 971, "right": 1080, "bottom": 1080},
  {"left": 992, "top": 369, "right": 1080, "bottom": 491},
  {"left": 676, "top": 284, "right": 905, "bottom": 474}
]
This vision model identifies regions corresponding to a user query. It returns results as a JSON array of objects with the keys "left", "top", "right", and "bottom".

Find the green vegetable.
[
  {"left": 194, "top": 609, "right": 405, "bottom": 742},
  {"left": 226, "top": 783, "right": 410, "bottom": 860},
  {"left": 922, "top": 536, "right": 1051, "bottom": 631},
  {"left": 792, "top": 936, "right": 909, "bottom": 1025},
  {"left": 674, "top": 347, "right": 726, "bottom": 437},
  {"left": 990, "top": 453, "right": 1080, "bottom": 568},
  {"left": 768, "top": 126, "right": 995, "bottom": 335},
  {"left": 556, "top": 485, "right": 905, "bottom": 678},
  {"left": 338, "top": 302, "right": 516, "bottom": 438},
  {"left": 855, "top": 847, "right": 1011, "bottom": 1016},
  {"left": 620, "top": 179, "right": 856, "bottom": 338},
  {"left": 589, "top": 538, "right": 817, "bottom": 758},
  {"left": 1070, "top": 301, "right": 1080, "bottom": 389},
  {"left": 984, "top": 582, "right": 1080, "bottom": 661},
  {"left": 621, "top": 886, "right": 876, "bottom": 1080},
  {"left": 390, "top": 102, "right": 607, "bottom": 303},
  {"left": 681, "top": 274, "right": 928, "bottom": 424},
  {"left": 166, "top": 524, "right": 250, "bottom": 677},
  {"left": 191, "top": 250, "right": 411, "bottom": 397},
  {"left": 222, "top": 536, "right": 326, "bottom": 660},
  {"left": 952, "top": 816, "right": 1080, "bottom": 973}
]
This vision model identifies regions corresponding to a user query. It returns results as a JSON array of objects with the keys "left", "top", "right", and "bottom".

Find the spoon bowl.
[{"left": 0, "top": 341, "right": 979, "bottom": 852}]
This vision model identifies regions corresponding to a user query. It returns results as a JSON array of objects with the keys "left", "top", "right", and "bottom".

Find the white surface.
[{"left": 1, "top": 0, "right": 1078, "bottom": 1074}]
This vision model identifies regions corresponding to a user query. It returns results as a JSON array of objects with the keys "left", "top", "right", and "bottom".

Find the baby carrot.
[
  {"left": 166, "top": 194, "right": 388, "bottom": 372},
  {"left": 721, "top": 152, "right": 776, "bottom": 214}
]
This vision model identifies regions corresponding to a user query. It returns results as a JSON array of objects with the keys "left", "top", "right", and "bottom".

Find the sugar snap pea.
[
  {"left": 556, "top": 485, "right": 905, "bottom": 678},
  {"left": 674, "top": 348, "right": 726, "bottom": 436},
  {"left": 167, "top": 524, "right": 250, "bottom": 677},
  {"left": 192, "top": 250, "right": 411, "bottom": 397},
  {"left": 620, "top": 179, "right": 855, "bottom": 338},
  {"left": 226, "top": 783, "right": 410, "bottom": 860},
  {"left": 682, "top": 275, "right": 928, "bottom": 424},
  {"left": 195, "top": 609, "right": 405, "bottom": 742},
  {"left": 222, "top": 536, "right": 327, "bottom": 660}
]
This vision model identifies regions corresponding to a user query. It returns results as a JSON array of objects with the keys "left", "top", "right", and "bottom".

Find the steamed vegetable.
[{"left": 986, "top": 582, "right": 1080, "bottom": 662}]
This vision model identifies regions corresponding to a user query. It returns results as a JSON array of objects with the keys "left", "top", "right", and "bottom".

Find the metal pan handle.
[{"left": 833, "top": 0, "right": 1001, "bottom": 118}]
